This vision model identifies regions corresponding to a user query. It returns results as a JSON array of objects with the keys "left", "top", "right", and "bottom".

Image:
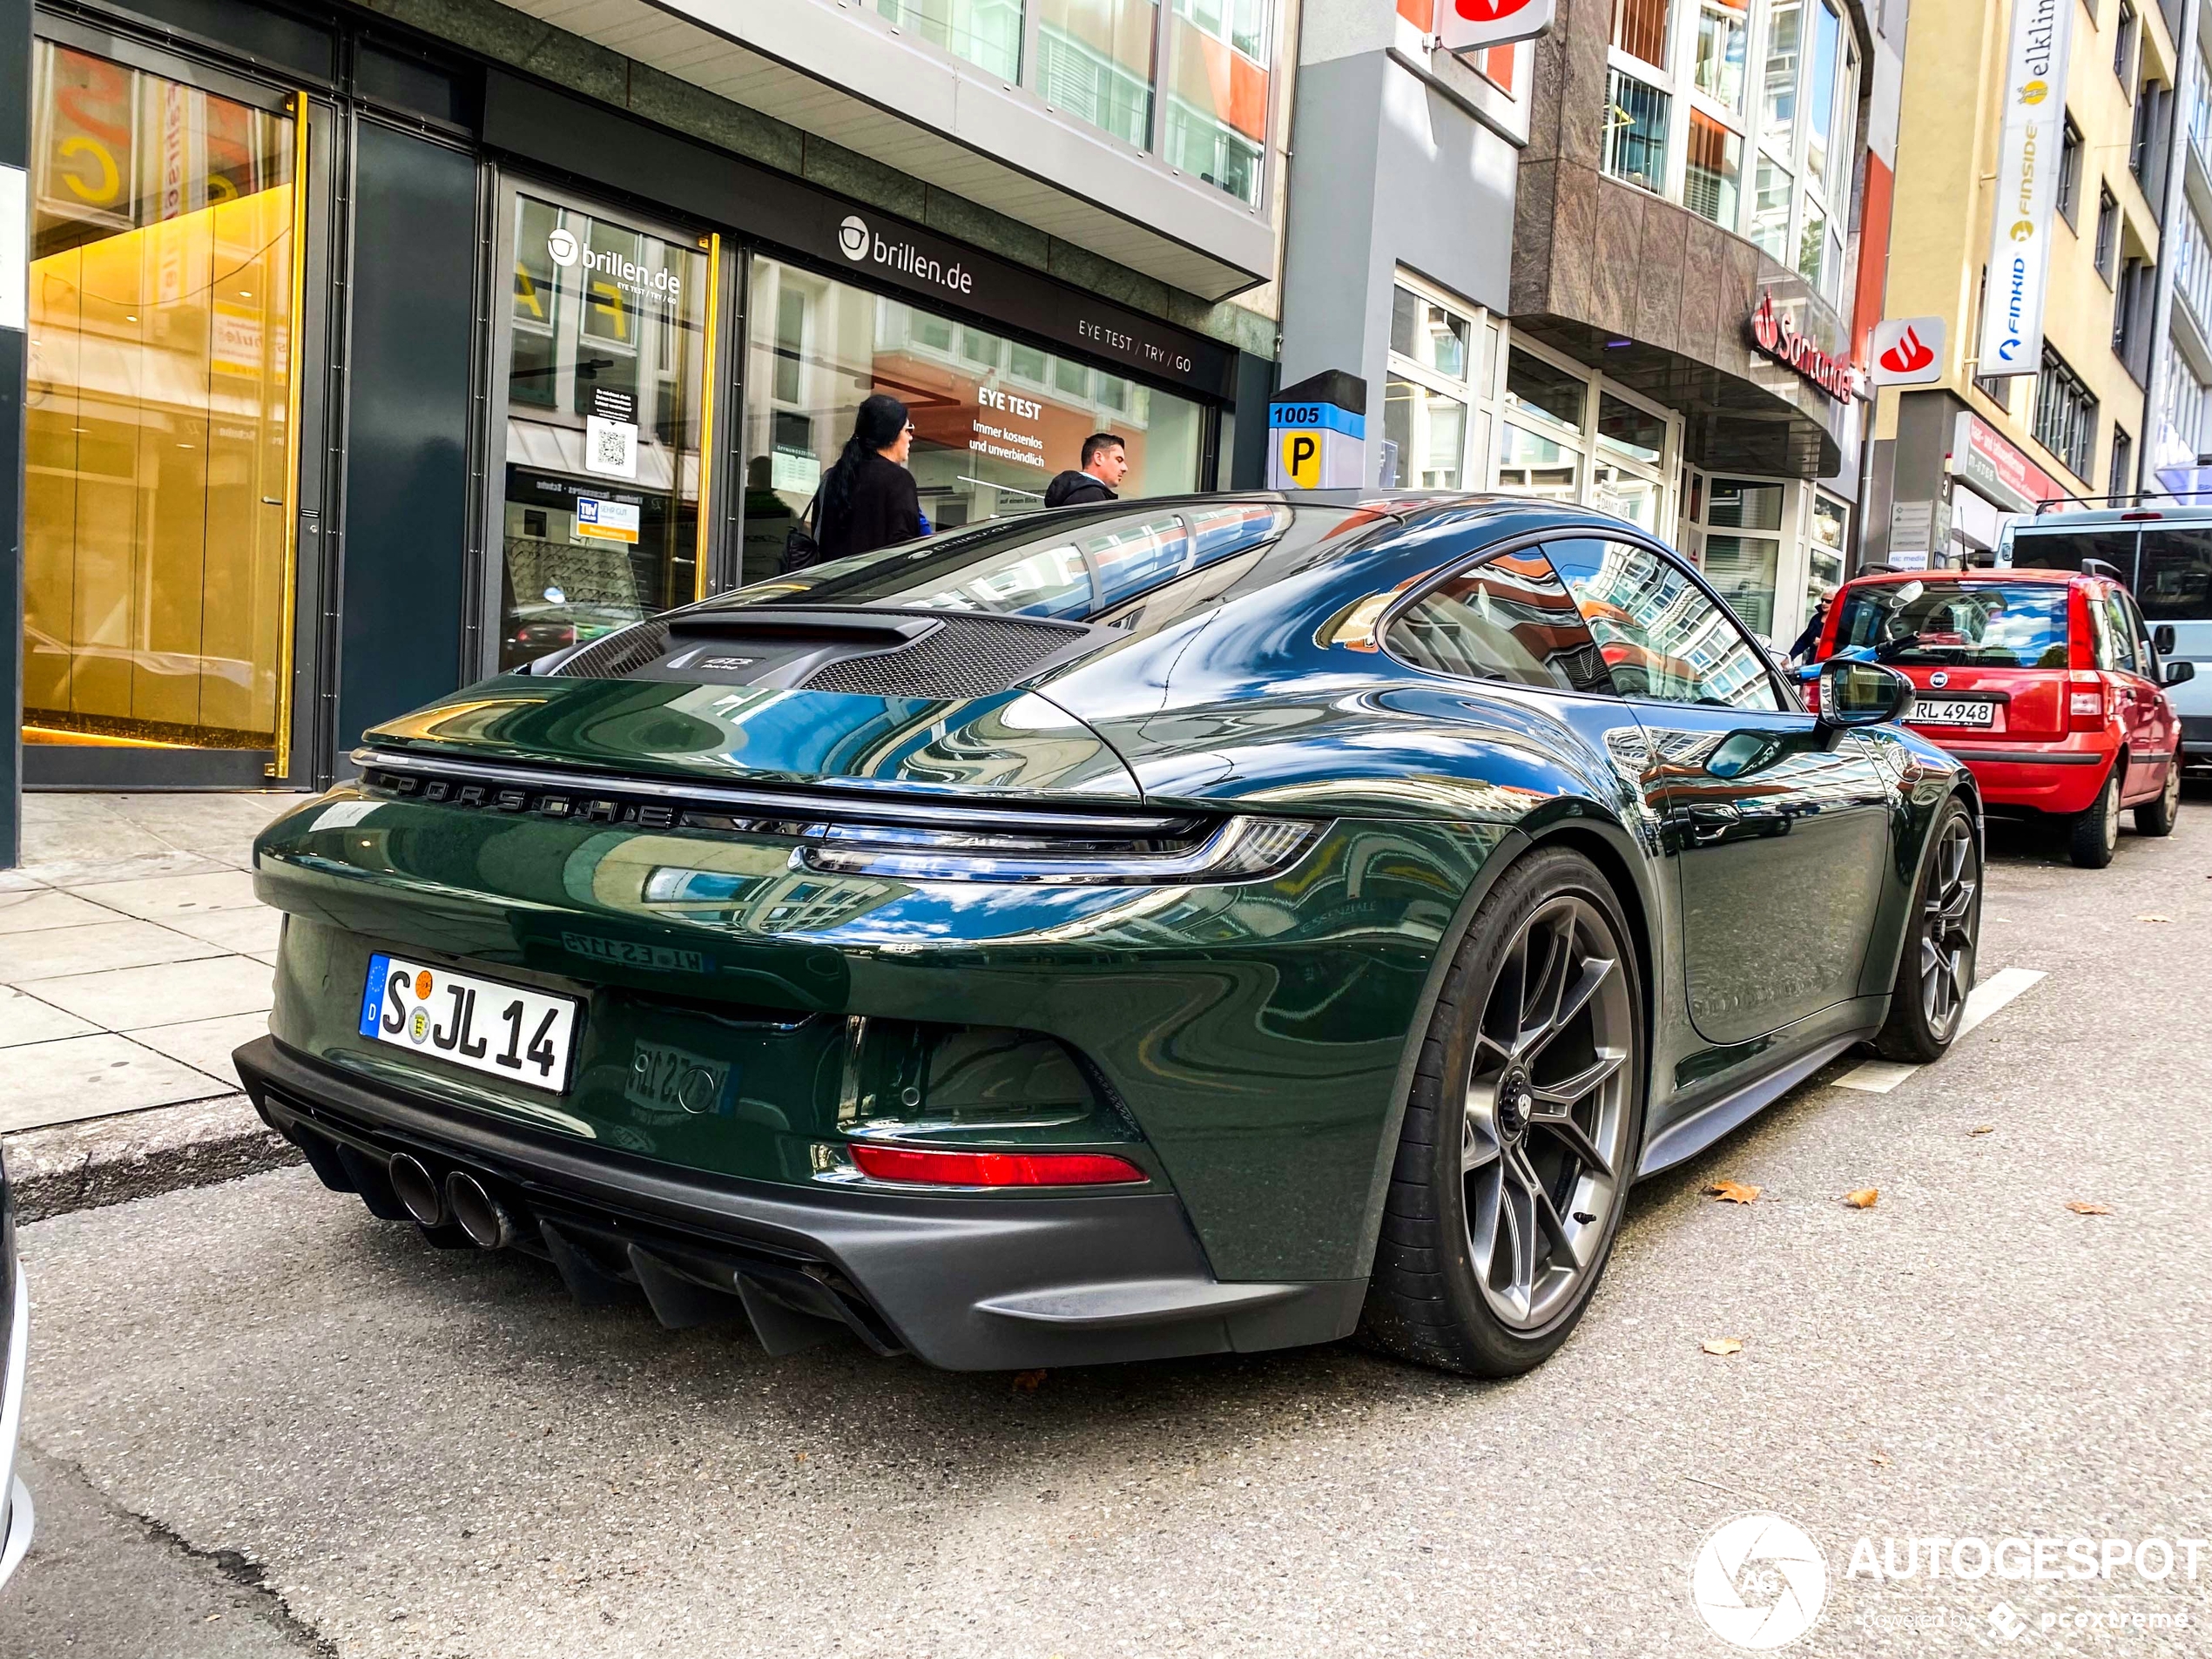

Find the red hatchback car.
[{"left": 1812, "top": 569, "right": 2194, "bottom": 867}]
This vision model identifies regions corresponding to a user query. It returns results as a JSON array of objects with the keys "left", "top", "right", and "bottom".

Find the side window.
[
  {"left": 1544, "top": 538, "right": 1784, "bottom": 711},
  {"left": 1384, "top": 550, "right": 1615, "bottom": 696},
  {"left": 2122, "top": 590, "right": 2157, "bottom": 671},
  {"left": 2135, "top": 528, "right": 2212, "bottom": 622},
  {"left": 2099, "top": 590, "right": 2140, "bottom": 673}
]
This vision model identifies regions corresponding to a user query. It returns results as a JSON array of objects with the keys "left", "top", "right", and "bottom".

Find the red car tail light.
[
  {"left": 2067, "top": 673, "right": 2108, "bottom": 732},
  {"left": 848, "top": 1143, "right": 1148, "bottom": 1187}
]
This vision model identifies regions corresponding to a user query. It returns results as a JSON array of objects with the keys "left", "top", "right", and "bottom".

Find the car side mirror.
[
  {"left": 1817, "top": 658, "right": 1915, "bottom": 728},
  {"left": 2164, "top": 658, "right": 2196, "bottom": 688}
]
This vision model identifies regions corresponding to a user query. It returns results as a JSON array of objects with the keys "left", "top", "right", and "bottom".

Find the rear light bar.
[
  {"left": 796, "top": 815, "right": 1320, "bottom": 886},
  {"left": 2067, "top": 673, "right": 2107, "bottom": 732},
  {"left": 847, "top": 1143, "right": 1147, "bottom": 1187}
]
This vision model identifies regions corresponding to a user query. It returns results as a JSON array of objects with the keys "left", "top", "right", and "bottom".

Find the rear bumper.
[
  {"left": 1929, "top": 740, "right": 2114, "bottom": 813},
  {"left": 0, "top": 1264, "right": 30, "bottom": 1593},
  {"left": 236, "top": 1037, "right": 1361, "bottom": 1371}
]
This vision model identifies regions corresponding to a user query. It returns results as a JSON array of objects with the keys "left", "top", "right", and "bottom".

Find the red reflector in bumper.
[{"left": 848, "top": 1143, "right": 1147, "bottom": 1187}]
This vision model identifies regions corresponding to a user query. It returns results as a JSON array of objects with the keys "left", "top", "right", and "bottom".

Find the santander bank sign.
[{"left": 1437, "top": 0, "right": 1557, "bottom": 51}]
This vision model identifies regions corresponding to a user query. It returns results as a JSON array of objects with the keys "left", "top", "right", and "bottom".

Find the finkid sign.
[
  {"left": 1976, "top": 0, "right": 2074, "bottom": 377},
  {"left": 1749, "top": 293, "right": 1852, "bottom": 402}
]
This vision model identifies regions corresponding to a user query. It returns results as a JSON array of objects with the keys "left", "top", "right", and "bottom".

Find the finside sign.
[{"left": 1975, "top": 0, "right": 2074, "bottom": 379}]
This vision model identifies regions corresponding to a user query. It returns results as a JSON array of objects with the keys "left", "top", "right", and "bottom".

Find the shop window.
[
  {"left": 1499, "top": 422, "right": 1581, "bottom": 499},
  {"left": 24, "top": 41, "right": 302, "bottom": 751},
  {"left": 1598, "top": 395, "right": 1667, "bottom": 464},
  {"left": 1392, "top": 287, "right": 1471, "bottom": 380},
  {"left": 1700, "top": 477, "right": 1785, "bottom": 637},
  {"left": 1685, "top": 111, "right": 1742, "bottom": 226},
  {"left": 496, "top": 194, "right": 710, "bottom": 672},
  {"left": 1603, "top": 71, "right": 1670, "bottom": 193},
  {"left": 1506, "top": 348, "right": 1588, "bottom": 432},
  {"left": 1036, "top": 0, "right": 1159, "bottom": 150},
  {"left": 1385, "top": 277, "right": 1497, "bottom": 489},
  {"left": 1386, "top": 381, "right": 1469, "bottom": 487},
  {"left": 738, "top": 255, "right": 1205, "bottom": 584},
  {"left": 2033, "top": 345, "right": 2098, "bottom": 480},
  {"left": 1808, "top": 494, "right": 1847, "bottom": 618},
  {"left": 877, "top": 0, "right": 1024, "bottom": 80}
]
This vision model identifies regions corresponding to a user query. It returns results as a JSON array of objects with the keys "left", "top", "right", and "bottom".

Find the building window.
[
  {"left": 876, "top": 0, "right": 1023, "bottom": 79},
  {"left": 2058, "top": 115, "right": 2083, "bottom": 227},
  {"left": 2158, "top": 340, "right": 2209, "bottom": 464},
  {"left": 2033, "top": 345, "right": 2099, "bottom": 480},
  {"left": 1614, "top": 0, "right": 1673, "bottom": 69},
  {"left": 1604, "top": 70, "right": 1672, "bottom": 192},
  {"left": 1496, "top": 341, "right": 1678, "bottom": 534},
  {"left": 1036, "top": 0, "right": 1158, "bottom": 152},
  {"left": 1694, "top": 0, "right": 1749, "bottom": 109},
  {"left": 1383, "top": 273, "right": 1505, "bottom": 489},
  {"left": 2109, "top": 426, "right": 2134, "bottom": 502},
  {"left": 1160, "top": 0, "right": 1272, "bottom": 206},
  {"left": 2094, "top": 185, "right": 2119, "bottom": 282},
  {"left": 1686, "top": 109, "right": 1743, "bottom": 223},
  {"left": 2114, "top": 0, "right": 2138, "bottom": 85}
]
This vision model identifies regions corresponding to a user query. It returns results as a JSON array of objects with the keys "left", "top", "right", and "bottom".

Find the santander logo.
[
  {"left": 1454, "top": 0, "right": 1538, "bottom": 17},
  {"left": 1879, "top": 326, "right": 1935, "bottom": 375}
]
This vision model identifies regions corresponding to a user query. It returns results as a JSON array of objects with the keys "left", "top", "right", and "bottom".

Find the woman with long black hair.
[{"left": 814, "top": 393, "right": 923, "bottom": 562}]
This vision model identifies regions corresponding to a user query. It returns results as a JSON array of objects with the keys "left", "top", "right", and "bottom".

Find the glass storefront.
[
  {"left": 496, "top": 193, "right": 712, "bottom": 670},
  {"left": 739, "top": 254, "right": 1206, "bottom": 585},
  {"left": 24, "top": 41, "right": 301, "bottom": 751}
]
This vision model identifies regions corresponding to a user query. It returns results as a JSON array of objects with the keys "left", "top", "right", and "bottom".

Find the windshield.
[
  {"left": 707, "top": 501, "right": 1393, "bottom": 626},
  {"left": 1833, "top": 582, "right": 2071, "bottom": 667}
]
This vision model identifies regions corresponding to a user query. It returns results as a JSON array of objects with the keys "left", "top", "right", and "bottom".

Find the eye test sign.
[{"left": 584, "top": 385, "right": 639, "bottom": 480}]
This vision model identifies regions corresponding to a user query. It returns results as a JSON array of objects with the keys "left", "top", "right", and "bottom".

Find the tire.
[
  {"left": 2134, "top": 759, "right": 2182, "bottom": 837},
  {"left": 1873, "top": 799, "right": 1981, "bottom": 1064},
  {"left": 2067, "top": 765, "right": 2122, "bottom": 868},
  {"left": 1360, "top": 846, "right": 1645, "bottom": 1378}
]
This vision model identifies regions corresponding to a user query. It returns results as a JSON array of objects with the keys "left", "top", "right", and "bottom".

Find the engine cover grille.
[
  {"left": 798, "top": 613, "right": 1084, "bottom": 699},
  {"left": 551, "top": 622, "right": 671, "bottom": 678}
]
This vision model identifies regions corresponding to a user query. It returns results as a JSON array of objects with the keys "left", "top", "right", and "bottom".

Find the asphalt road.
[{"left": 4, "top": 797, "right": 2209, "bottom": 1659}]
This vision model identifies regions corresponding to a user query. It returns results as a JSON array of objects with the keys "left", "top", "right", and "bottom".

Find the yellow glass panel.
[{"left": 24, "top": 42, "right": 296, "bottom": 749}]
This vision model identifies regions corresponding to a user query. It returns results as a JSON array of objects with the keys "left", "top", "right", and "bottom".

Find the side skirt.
[{"left": 1635, "top": 1031, "right": 1874, "bottom": 1178}]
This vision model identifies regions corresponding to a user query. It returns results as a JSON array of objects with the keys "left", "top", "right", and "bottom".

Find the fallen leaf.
[
  {"left": 1869, "top": 1450, "right": 1891, "bottom": 1467},
  {"left": 1707, "top": 1179, "right": 1762, "bottom": 1204},
  {"left": 1843, "top": 1188, "right": 1879, "bottom": 1208},
  {"left": 2136, "top": 914, "right": 2172, "bottom": 923},
  {"left": 1012, "top": 1369, "right": 1049, "bottom": 1392},
  {"left": 1970, "top": 1124, "right": 1996, "bottom": 1136},
  {"left": 2066, "top": 1200, "right": 2113, "bottom": 1216},
  {"left": 1701, "top": 1337, "right": 1744, "bottom": 1356}
]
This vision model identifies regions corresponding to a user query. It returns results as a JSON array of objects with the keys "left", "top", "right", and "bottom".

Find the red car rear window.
[{"left": 1832, "top": 582, "right": 2071, "bottom": 668}]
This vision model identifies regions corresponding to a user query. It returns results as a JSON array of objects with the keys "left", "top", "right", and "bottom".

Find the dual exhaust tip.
[{"left": 387, "top": 1153, "right": 517, "bottom": 1249}]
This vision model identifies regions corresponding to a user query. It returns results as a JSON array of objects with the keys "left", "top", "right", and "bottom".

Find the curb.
[{"left": 3, "top": 1095, "right": 303, "bottom": 1224}]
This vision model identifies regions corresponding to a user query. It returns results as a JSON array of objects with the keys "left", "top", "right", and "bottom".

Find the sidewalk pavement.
[{"left": 0, "top": 792, "right": 307, "bottom": 1216}]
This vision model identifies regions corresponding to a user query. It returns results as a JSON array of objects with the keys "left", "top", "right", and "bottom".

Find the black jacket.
[
  {"left": 1043, "top": 470, "right": 1117, "bottom": 509},
  {"left": 818, "top": 453, "right": 922, "bottom": 561}
]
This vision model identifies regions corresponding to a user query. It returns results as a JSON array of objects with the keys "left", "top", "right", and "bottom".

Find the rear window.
[
  {"left": 735, "top": 502, "right": 1300, "bottom": 623},
  {"left": 1833, "top": 581, "right": 2071, "bottom": 668},
  {"left": 2137, "top": 528, "right": 2212, "bottom": 621}
]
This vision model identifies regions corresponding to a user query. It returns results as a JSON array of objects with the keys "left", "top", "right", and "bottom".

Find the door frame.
[
  {"left": 22, "top": 15, "right": 335, "bottom": 790},
  {"left": 474, "top": 169, "right": 732, "bottom": 684}
]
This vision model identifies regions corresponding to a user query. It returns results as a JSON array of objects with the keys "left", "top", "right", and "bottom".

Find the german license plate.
[
  {"left": 1910, "top": 698, "right": 1997, "bottom": 727},
  {"left": 358, "top": 953, "right": 580, "bottom": 1093}
]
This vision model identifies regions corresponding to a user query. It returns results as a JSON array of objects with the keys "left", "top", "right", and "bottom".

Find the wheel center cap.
[{"left": 1497, "top": 1075, "right": 1534, "bottom": 1139}]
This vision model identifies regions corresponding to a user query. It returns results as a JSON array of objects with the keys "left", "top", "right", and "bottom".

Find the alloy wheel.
[
  {"left": 2162, "top": 763, "right": 2182, "bottom": 823},
  {"left": 1462, "top": 896, "right": 1635, "bottom": 1332},
  {"left": 1919, "top": 813, "right": 1978, "bottom": 1040},
  {"left": 2102, "top": 775, "right": 2121, "bottom": 853}
]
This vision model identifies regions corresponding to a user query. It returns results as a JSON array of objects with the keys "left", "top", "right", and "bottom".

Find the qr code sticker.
[{"left": 584, "top": 415, "right": 638, "bottom": 479}]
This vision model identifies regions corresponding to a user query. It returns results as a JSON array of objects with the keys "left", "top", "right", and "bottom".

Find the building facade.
[
  {"left": 5, "top": 0, "right": 1294, "bottom": 813},
  {"left": 1870, "top": 0, "right": 2176, "bottom": 563},
  {"left": 2145, "top": 0, "right": 2207, "bottom": 496}
]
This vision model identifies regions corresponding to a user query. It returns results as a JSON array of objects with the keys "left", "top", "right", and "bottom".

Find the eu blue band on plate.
[{"left": 360, "top": 953, "right": 391, "bottom": 1037}]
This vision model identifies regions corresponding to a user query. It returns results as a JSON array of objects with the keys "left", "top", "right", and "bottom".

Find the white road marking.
[{"left": 1831, "top": 967, "right": 2048, "bottom": 1094}]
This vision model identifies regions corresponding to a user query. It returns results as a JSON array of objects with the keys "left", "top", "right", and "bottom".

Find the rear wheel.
[
  {"left": 2067, "top": 765, "right": 2122, "bottom": 868},
  {"left": 1360, "top": 847, "right": 1643, "bottom": 1378},
  {"left": 1874, "top": 800, "right": 1980, "bottom": 1063},
  {"left": 2134, "top": 758, "right": 2182, "bottom": 837}
]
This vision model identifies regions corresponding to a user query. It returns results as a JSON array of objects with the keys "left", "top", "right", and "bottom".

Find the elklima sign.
[{"left": 1975, "top": 0, "right": 2073, "bottom": 376}]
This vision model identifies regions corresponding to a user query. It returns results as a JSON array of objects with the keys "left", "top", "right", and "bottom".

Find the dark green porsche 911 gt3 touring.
[{"left": 236, "top": 492, "right": 1980, "bottom": 1377}]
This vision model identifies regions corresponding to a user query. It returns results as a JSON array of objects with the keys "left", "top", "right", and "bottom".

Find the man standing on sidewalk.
[{"left": 1044, "top": 433, "right": 1128, "bottom": 508}]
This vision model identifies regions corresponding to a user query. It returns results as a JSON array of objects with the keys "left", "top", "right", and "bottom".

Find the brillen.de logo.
[
  {"left": 1692, "top": 1514, "right": 1830, "bottom": 1649},
  {"left": 546, "top": 226, "right": 579, "bottom": 267},
  {"left": 837, "top": 215, "right": 871, "bottom": 262}
]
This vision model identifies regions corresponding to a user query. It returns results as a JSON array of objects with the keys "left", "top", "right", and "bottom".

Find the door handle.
[{"left": 1681, "top": 802, "right": 1741, "bottom": 845}]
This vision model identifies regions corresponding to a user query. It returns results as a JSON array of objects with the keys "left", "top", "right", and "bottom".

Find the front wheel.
[
  {"left": 1874, "top": 799, "right": 1981, "bottom": 1063},
  {"left": 2067, "top": 766, "right": 2121, "bottom": 867},
  {"left": 2134, "top": 759, "right": 2182, "bottom": 837},
  {"left": 1360, "top": 846, "right": 1644, "bottom": 1378}
]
